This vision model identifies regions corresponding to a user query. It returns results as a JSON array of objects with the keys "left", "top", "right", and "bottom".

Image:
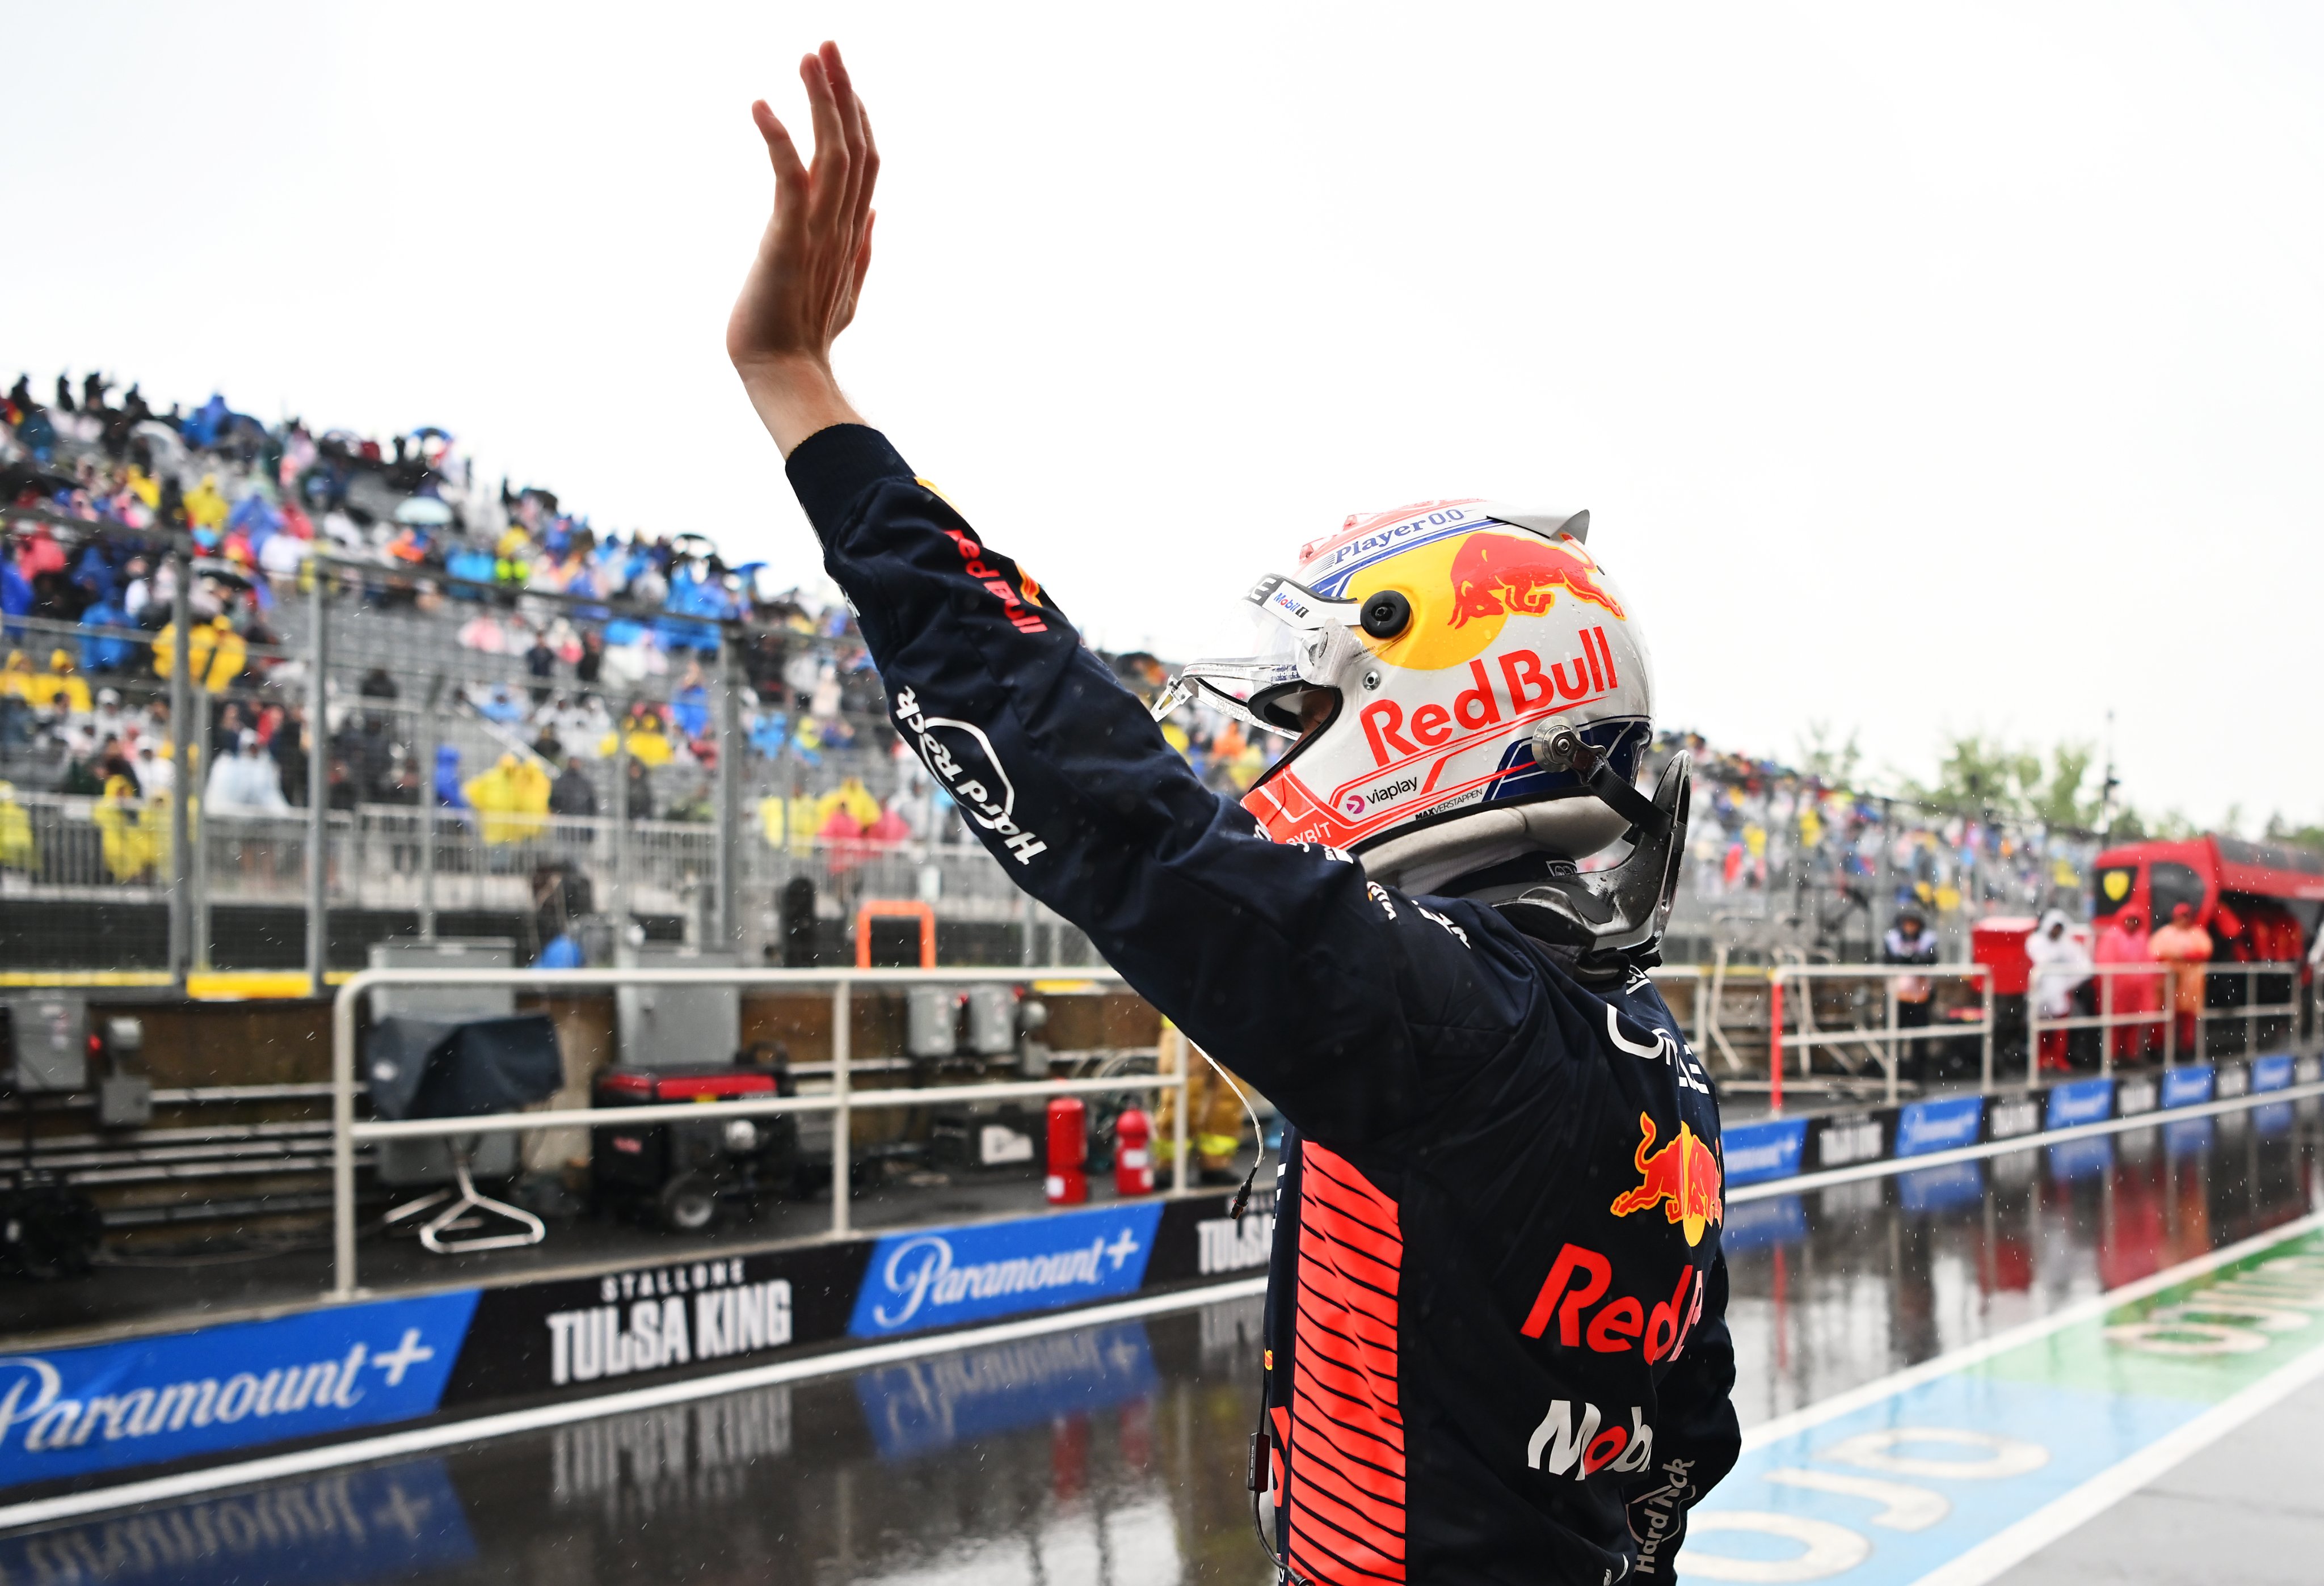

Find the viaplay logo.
[{"left": 848, "top": 1205, "right": 1164, "bottom": 1338}]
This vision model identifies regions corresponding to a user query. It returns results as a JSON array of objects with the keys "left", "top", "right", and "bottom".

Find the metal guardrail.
[
  {"left": 1, "top": 786, "right": 1041, "bottom": 968},
  {"left": 2026, "top": 963, "right": 2165, "bottom": 1083},
  {"left": 1648, "top": 964, "right": 1711, "bottom": 1064},
  {"left": 2027, "top": 960, "right": 2307, "bottom": 1083},
  {"left": 1767, "top": 963, "right": 1996, "bottom": 1109},
  {"left": 318, "top": 961, "right": 1738, "bottom": 1300},
  {"left": 327, "top": 965, "right": 1183, "bottom": 1301}
]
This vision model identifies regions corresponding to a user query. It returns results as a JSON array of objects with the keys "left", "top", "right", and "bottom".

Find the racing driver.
[{"left": 728, "top": 44, "right": 1738, "bottom": 1584}]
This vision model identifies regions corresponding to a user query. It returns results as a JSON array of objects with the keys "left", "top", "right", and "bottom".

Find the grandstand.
[
  {"left": 2, "top": 372, "right": 1088, "bottom": 979},
  {"left": 6, "top": 368, "right": 2113, "bottom": 986}
]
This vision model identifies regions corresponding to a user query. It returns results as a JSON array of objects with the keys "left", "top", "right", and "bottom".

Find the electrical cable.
[
  {"left": 1247, "top": 1385, "right": 1317, "bottom": 1586},
  {"left": 1194, "top": 1035, "right": 1312, "bottom": 1584},
  {"left": 1193, "top": 1043, "right": 1269, "bottom": 1223}
]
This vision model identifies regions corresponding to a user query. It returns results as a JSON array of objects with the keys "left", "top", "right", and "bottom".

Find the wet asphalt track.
[{"left": 4, "top": 1101, "right": 2317, "bottom": 1586}]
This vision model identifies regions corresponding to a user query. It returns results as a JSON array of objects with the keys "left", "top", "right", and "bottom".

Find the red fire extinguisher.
[
  {"left": 1046, "top": 1096, "right": 1088, "bottom": 1205},
  {"left": 1113, "top": 1107, "right": 1155, "bottom": 1196}
]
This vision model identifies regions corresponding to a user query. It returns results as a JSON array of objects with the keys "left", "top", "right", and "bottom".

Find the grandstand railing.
[{"left": 0, "top": 783, "right": 1028, "bottom": 922}]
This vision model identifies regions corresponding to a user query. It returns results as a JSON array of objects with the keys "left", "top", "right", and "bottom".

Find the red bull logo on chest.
[{"left": 1608, "top": 1113, "right": 1723, "bottom": 1246}]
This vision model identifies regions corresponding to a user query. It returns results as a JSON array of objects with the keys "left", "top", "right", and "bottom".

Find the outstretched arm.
[
  {"left": 727, "top": 41, "right": 879, "bottom": 455},
  {"left": 719, "top": 45, "right": 1531, "bottom": 1145}
]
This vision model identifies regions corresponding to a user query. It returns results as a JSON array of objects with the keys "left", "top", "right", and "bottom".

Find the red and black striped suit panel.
[{"left": 1286, "top": 1145, "right": 1406, "bottom": 1586}]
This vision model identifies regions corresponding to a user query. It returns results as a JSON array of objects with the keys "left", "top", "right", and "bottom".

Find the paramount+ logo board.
[
  {"left": 0, "top": 1291, "right": 477, "bottom": 1487},
  {"left": 847, "top": 1203, "right": 1165, "bottom": 1338}
]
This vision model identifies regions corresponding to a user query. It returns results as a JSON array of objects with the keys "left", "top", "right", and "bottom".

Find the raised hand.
[{"left": 729, "top": 41, "right": 878, "bottom": 455}]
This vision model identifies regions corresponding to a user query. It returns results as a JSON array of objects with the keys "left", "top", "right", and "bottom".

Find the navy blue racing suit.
[{"left": 788, "top": 425, "right": 1739, "bottom": 1585}]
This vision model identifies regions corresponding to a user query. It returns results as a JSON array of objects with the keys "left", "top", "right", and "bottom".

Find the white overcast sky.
[{"left": 9, "top": 3, "right": 2322, "bottom": 830}]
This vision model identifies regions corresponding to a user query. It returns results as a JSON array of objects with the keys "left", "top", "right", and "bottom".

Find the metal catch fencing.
[{"left": 1, "top": 783, "right": 1055, "bottom": 967}]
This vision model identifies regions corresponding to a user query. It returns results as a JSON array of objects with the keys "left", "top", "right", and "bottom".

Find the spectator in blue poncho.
[
  {"left": 227, "top": 491, "right": 284, "bottom": 560},
  {"left": 78, "top": 593, "right": 133, "bottom": 673},
  {"left": 533, "top": 931, "right": 584, "bottom": 969},
  {"left": 2, "top": 559, "right": 31, "bottom": 625},
  {"left": 14, "top": 406, "right": 58, "bottom": 460},
  {"left": 71, "top": 543, "right": 118, "bottom": 605},
  {"left": 671, "top": 660, "right": 709, "bottom": 739},
  {"left": 433, "top": 744, "right": 469, "bottom": 809},
  {"left": 182, "top": 394, "right": 231, "bottom": 450},
  {"left": 749, "top": 709, "right": 788, "bottom": 759}
]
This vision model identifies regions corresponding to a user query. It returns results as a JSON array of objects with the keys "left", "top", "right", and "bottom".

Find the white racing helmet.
[{"left": 1155, "top": 500, "right": 1690, "bottom": 961}]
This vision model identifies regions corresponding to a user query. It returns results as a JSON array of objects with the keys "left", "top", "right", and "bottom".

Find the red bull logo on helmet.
[
  {"left": 1608, "top": 1113, "right": 1723, "bottom": 1247},
  {"left": 1446, "top": 532, "right": 1624, "bottom": 628}
]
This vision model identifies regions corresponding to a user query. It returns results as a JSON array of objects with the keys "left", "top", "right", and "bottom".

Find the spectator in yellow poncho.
[
  {"left": 0, "top": 781, "right": 35, "bottom": 871},
  {"left": 183, "top": 474, "right": 229, "bottom": 532},
  {"left": 151, "top": 615, "right": 247, "bottom": 694},
  {"left": 464, "top": 753, "right": 552, "bottom": 845},
  {"left": 27, "top": 651, "right": 93, "bottom": 715},
  {"left": 815, "top": 777, "right": 883, "bottom": 833},
  {"left": 92, "top": 773, "right": 158, "bottom": 880},
  {"left": 599, "top": 710, "right": 674, "bottom": 766},
  {"left": 759, "top": 789, "right": 824, "bottom": 854},
  {"left": 1, "top": 652, "right": 35, "bottom": 703}
]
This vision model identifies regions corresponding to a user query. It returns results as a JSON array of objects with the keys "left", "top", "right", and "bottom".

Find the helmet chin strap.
[
  {"left": 1527, "top": 721, "right": 1671, "bottom": 838},
  {"left": 1485, "top": 752, "right": 1693, "bottom": 972}
]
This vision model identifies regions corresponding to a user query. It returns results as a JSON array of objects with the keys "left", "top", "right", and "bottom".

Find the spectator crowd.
[
  {"left": 4, "top": 366, "right": 2126, "bottom": 940},
  {"left": 2, "top": 367, "right": 913, "bottom": 864}
]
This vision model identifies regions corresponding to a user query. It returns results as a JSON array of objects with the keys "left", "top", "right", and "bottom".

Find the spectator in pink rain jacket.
[{"left": 2093, "top": 909, "right": 2160, "bottom": 1061}]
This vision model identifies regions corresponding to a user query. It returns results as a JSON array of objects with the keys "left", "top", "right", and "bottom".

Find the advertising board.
[
  {"left": 846, "top": 1203, "right": 1165, "bottom": 1338},
  {"left": 0, "top": 1291, "right": 477, "bottom": 1488},
  {"left": 2044, "top": 1077, "right": 2116, "bottom": 1129},
  {"left": 1894, "top": 1096, "right": 1984, "bottom": 1158},
  {"left": 1721, "top": 1117, "right": 1808, "bottom": 1186}
]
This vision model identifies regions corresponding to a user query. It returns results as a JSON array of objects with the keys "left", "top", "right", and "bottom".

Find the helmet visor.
[{"left": 1151, "top": 575, "right": 1359, "bottom": 736}]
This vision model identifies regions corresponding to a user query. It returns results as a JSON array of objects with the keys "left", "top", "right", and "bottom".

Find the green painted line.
[{"left": 1682, "top": 1213, "right": 2324, "bottom": 1583}]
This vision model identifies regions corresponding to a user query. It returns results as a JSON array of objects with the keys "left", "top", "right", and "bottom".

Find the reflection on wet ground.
[
  {"left": 1725, "top": 1101, "right": 2318, "bottom": 1427},
  {"left": 4, "top": 1104, "right": 2315, "bottom": 1586}
]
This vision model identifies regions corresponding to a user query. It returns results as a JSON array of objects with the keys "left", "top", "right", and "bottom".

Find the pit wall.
[
  {"left": 2, "top": 1056, "right": 2315, "bottom": 1501},
  {"left": 29, "top": 992, "right": 1161, "bottom": 1236}
]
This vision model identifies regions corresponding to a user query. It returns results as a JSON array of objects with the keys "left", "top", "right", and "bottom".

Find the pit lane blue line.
[{"left": 1676, "top": 1210, "right": 2324, "bottom": 1584}]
